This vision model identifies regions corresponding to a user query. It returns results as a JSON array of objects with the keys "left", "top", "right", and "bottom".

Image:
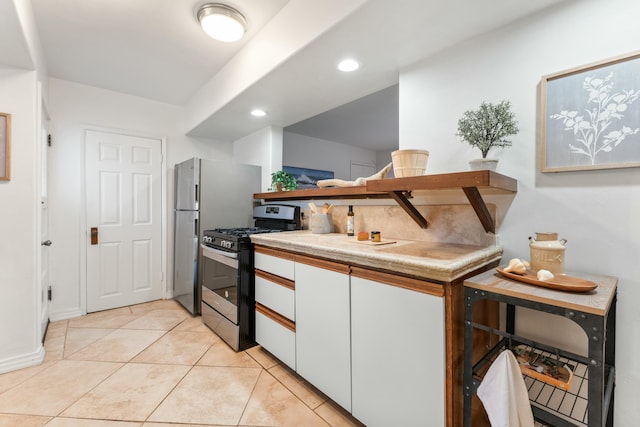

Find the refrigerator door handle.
[{"left": 195, "top": 183, "right": 198, "bottom": 204}]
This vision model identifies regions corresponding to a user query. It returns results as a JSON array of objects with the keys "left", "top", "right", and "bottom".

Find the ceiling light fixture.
[
  {"left": 197, "top": 3, "right": 247, "bottom": 42},
  {"left": 337, "top": 58, "right": 360, "bottom": 72},
  {"left": 251, "top": 109, "right": 267, "bottom": 117}
]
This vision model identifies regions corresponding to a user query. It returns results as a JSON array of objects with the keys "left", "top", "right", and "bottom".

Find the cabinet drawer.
[
  {"left": 255, "top": 310, "right": 296, "bottom": 370},
  {"left": 255, "top": 251, "right": 295, "bottom": 280},
  {"left": 255, "top": 273, "right": 295, "bottom": 321}
]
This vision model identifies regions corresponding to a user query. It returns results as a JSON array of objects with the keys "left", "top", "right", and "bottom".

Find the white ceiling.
[
  {"left": 25, "top": 0, "right": 566, "bottom": 147},
  {"left": 31, "top": 0, "right": 290, "bottom": 105}
]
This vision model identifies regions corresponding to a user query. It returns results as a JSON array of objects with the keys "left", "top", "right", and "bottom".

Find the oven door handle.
[{"left": 201, "top": 244, "right": 239, "bottom": 269}]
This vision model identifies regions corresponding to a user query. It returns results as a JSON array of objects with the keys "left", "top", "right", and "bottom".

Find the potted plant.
[
  {"left": 271, "top": 170, "right": 297, "bottom": 191},
  {"left": 456, "top": 100, "right": 519, "bottom": 170}
]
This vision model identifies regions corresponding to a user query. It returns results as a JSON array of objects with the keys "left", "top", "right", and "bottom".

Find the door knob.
[{"left": 41, "top": 240, "right": 52, "bottom": 246}]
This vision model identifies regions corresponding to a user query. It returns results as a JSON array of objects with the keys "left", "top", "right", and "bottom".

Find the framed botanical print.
[{"left": 539, "top": 52, "right": 640, "bottom": 172}]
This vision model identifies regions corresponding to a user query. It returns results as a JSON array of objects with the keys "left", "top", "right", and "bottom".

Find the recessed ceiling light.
[
  {"left": 251, "top": 109, "right": 267, "bottom": 117},
  {"left": 197, "top": 3, "right": 247, "bottom": 42},
  {"left": 338, "top": 58, "right": 360, "bottom": 72}
]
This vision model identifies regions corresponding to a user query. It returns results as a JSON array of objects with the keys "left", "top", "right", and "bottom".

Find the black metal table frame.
[{"left": 463, "top": 286, "right": 616, "bottom": 427}]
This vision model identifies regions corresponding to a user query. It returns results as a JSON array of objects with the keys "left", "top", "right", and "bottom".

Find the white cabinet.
[
  {"left": 253, "top": 247, "right": 296, "bottom": 369},
  {"left": 295, "top": 259, "right": 352, "bottom": 412},
  {"left": 351, "top": 270, "right": 446, "bottom": 427},
  {"left": 253, "top": 246, "right": 451, "bottom": 425}
]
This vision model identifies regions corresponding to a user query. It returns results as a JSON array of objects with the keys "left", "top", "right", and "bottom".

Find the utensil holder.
[{"left": 310, "top": 213, "right": 332, "bottom": 234}]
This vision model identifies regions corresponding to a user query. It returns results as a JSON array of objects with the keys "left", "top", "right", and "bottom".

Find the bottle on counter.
[{"left": 347, "top": 205, "right": 354, "bottom": 236}]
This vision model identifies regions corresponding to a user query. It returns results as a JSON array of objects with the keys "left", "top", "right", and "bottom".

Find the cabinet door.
[
  {"left": 351, "top": 275, "right": 445, "bottom": 427},
  {"left": 295, "top": 261, "right": 351, "bottom": 412}
]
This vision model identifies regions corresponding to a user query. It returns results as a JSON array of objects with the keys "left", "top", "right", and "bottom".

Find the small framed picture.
[
  {"left": 539, "top": 52, "right": 640, "bottom": 172},
  {"left": 0, "top": 112, "right": 10, "bottom": 181}
]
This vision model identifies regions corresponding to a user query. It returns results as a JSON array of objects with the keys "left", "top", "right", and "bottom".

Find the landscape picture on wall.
[
  {"left": 539, "top": 51, "right": 640, "bottom": 172},
  {"left": 283, "top": 166, "right": 334, "bottom": 189}
]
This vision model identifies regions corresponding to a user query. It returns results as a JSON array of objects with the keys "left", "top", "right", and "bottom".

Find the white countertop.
[{"left": 251, "top": 230, "right": 503, "bottom": 282}]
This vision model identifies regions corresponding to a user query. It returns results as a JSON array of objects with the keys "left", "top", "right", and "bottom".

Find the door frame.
[
  {"left": 350, "top": 160, "right": 375, "bottom": 180},
  {"left": 79, "top": 126, "right": 167, "bottom": 315},
  {"left": 36, "top": 82, "right": 50, "bottom": 342}
]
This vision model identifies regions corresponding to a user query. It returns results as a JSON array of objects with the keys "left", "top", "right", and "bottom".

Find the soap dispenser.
[{"left": 347, "top": 205, "right": 354, "bottom": 236}]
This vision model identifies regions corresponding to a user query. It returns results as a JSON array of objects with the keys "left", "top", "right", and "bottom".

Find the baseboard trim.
[
  {"left": 49, "top": 308, "right": 83, "bottom": 322},
  {"left": 0, "top": 345, "right": 45, "bottom": 374}
]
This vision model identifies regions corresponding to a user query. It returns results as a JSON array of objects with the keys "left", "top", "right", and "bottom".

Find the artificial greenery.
[
  {"left": 271, "top": 170, "right": 297, "bottom": 191},
  {"left": 456, "top": 100, "right": 519, "bottom": 158}
]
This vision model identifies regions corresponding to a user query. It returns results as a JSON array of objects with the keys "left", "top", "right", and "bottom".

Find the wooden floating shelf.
[
  {"left": 254, "top": 170, "right": 517, "bottom": 234},
  {"left": 365, "top": 170, "right": 517, "bottom": 193}
]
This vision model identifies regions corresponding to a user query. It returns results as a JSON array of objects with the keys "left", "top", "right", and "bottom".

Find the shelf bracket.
[
  {"left": 462, "top": 187, "right": 495, "bottom": 234},
  {"left": 389, "top": 191, "right": 428, "bottom": 229}
]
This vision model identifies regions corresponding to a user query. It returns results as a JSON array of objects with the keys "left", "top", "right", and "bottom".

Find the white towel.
[{"left": 477, "top": 349, "right": 534, "bottom": 427}]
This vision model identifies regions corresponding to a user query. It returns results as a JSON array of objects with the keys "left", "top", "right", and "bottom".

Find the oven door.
[{"left": 200, "top": 245, "right": 239, "bottom": 324}]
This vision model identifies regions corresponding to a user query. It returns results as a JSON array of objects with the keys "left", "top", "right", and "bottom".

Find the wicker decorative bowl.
[{"left": 391, "top": 149, "right": 429, "bottom": 177}]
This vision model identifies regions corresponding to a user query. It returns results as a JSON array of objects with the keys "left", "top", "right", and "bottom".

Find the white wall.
[
  {"left": 399, "top": 0, "right": 640, "bottom": 424},
  {"left": 0, "top": 0, "right": 50, "bottom": 373},
  {"left": 283, "top": 131, "right": 377, "bottom": 180},
  {"left": 234, "top": 126, "right": 283, "bottom": 192},
  {"left": 47, "top": 78, "right": 232, "bottom": 320},
  {"left": 0, "top": 67, "right": 42, "bottom": 372},
  {"left": 376, "top": 148, "right": 395, "bottom": 176}
]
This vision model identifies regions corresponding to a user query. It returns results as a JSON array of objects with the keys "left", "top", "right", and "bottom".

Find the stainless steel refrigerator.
[{"left": 173, "top": 157, "right": 261, "bottom": 314}]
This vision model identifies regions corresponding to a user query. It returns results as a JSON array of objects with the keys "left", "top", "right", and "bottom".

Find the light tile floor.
[{"left": 0, "top": 300, "right": 364, "bottom": 427}]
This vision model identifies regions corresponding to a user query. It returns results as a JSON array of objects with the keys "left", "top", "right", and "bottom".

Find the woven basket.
[{"left": 391, "top": 149, "right": 429, "bottom": 177}]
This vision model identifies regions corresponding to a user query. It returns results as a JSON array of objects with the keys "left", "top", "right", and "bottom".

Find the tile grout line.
[
  {"left": 236, "top": 364, "right": 269, "bottom": 427},
  {"left": 141, "top": 314, "right": 215, "bottom": 425},
  {"left": 51, "top": 306, "right": 181, "bottom": 423}
]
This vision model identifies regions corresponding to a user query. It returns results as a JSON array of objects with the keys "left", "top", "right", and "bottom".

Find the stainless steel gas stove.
[{"left": 199, "top": 205, "right": 300, "bottom": 351}]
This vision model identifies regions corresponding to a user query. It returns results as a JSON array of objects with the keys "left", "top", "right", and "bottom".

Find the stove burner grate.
[{"left": 207, "top": 227, "right": 281, "bottom": 238}]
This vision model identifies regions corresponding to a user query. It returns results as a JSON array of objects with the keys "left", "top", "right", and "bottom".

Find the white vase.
[{"left": 469, "top": 158, "right": 498, "bottom": 171}]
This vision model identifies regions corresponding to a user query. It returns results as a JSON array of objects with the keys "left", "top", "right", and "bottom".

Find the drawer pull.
[{"left": 255, "top": 303, "right": 295, "bottom": 332}]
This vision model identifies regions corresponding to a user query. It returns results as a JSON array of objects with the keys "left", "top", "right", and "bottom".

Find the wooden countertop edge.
[
  {"left": 294, "top": 253, "right": 351, "bottom": 274},
  {"left": 255, "top": 245, "right": 296, "bottom": 261},
  {"left": 351, "top": 266, "right": 445, "bottom": 297},
  {"left": 253, "top": 241, "right": 501, "bottom": 284}
]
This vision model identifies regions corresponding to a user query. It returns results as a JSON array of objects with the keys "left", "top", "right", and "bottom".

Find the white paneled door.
[
  {"left": 85, "top": 130, "right": 163, "bottom": 313},
  {"left": 39, "top": 116, "right": 50, "bottom": 341},
  {"left": 350, "top": 161, "right": 375, "bottom": 180}
]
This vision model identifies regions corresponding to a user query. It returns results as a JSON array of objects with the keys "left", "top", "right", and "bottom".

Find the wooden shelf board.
[{"left": 366, "top": 170, "right": 517, "bottom": 193}]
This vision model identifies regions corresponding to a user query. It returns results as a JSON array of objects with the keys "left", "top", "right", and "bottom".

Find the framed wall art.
[
  {"left": 283, "top": 165, "right": 334, "bottom": 189},
  {"left": 539, "top": 52, "right": 640, "bottom": 172},
  {"left": 0, "top": 112, "right": 10, "bottom": 180}
]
